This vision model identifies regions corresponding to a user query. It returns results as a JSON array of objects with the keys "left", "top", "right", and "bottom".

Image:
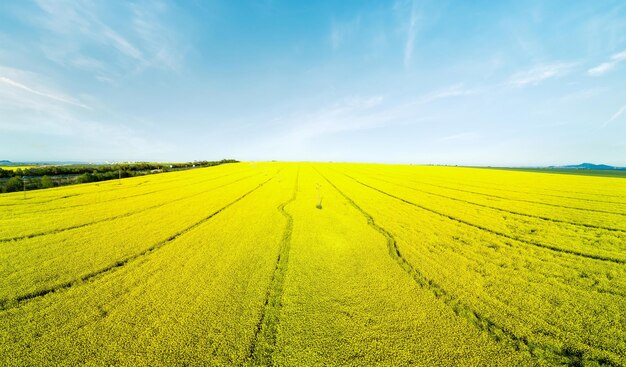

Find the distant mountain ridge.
[{"left": 550, "top": 163, "right": 626, "bottom": 170}]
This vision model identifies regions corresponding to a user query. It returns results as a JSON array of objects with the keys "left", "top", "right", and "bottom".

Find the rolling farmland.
[{"left": 1, "top": 162, "right": 625, "bottom": 366}]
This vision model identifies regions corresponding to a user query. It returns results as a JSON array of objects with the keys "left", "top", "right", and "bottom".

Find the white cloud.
[
  {"left": 417, "top": 84, "right": 478, "bottom": 103},
  {"left": 130, "top": 1, "right": 184, "bottom": 71},
  {"left": 438, "top": 132, "right": 479, "bottom": 143},
  {"left": 272, "top": 84, "right": 473, "bottom": 146},
  {"left": 604, "top": 104, "right": 626, "bottom": 127},
  {"left": 0, "top": 65, "right": 167, "bottom": 158},
  {"left": 330, "top": 15, "right": 361, "bottom": 50},
  {"left": 588, "top": 62, "right": 616, "bottom": 76},
  {"left": 558, "top": 87, "right": 603, "bottom": 103},
  {"left": 614, "top": 51, "right": 626, "bottom": 61},
  {"left": 0, "top": 76, "right": 89, "bottom": 109},
  {"left": 285, "top": 83, "right": 477, "bottom": 138},
  {"left": 404, "top": 0, "right": 420, "bottom": 68},
  {"left": 101, "top": 27, "right": 144, "bottom": 61},
  {"left": 588, "top": 50, "right": 626, "bottom": 76},
  {"left": 507, "top": 63, "right": 573, "bottom": 87},
  {"left": 284, "top": 96, "right": 386, "bottom": 140},
  {"left": 29, "top": 0, "right": 183, "bottom": 81}
]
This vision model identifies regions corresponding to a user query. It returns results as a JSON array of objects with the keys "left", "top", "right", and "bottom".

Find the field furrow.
[
  {"left": 248, "top": 167, "right": 299, "bottom": 366},
  {"left": 1, "top": 162, "right": 624, "bottom": 366},
  {"left": 0, "top": 175, "right": 274, "bottom": 310},
  {"left": 0, "top": 166, "right": 291, "bottom": 366},
  {"left": 0, "top": 173, "right": 256, "bottom": 242},
  {"left": 351, "top": 168, "right": 625, "bottom": 233},
  {"left": 0, "top": 166, "right": 255, "bottom": 238},
  {"left": 351, "top": 165, "right": 626, "bottom": 217},
  {"left": 0, "top": 171, "right": 277, "bottom": 305},
  {"left": 342, "top": 171, "right": 626, "bottom": 264},
  {"left": 272, "top": 166, "right": 534, "bottom": 366},
  {"left": 0, "top": 169, "right": 240, "bottom": 218},
  {"left": 316, "top": 165, "right": 626, "bottom": 366}
]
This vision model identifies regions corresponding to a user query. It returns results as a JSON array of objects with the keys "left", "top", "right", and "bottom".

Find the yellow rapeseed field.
[
  {"left": 1, "top": 162, "right": 625, "bottom": 366},
  {"left": 0, "top": 166, "right": 36, "bottom": 171}
]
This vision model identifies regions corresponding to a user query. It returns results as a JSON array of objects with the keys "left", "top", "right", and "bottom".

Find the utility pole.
[
  {"left": 119, "top": 168, "right": 121, "bottom": 185},
  {"left": 22, "top": 176, "right": 26, "bottom": 199}
]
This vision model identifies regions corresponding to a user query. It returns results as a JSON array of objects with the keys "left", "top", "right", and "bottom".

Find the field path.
[
  {"left": 1, "top": 162, "right": 624, "bottom": 366},
  {"left": 248, "top": 167, "right": 299, "bottom": 365},
  {"left": 0, "top": 165, "right": 292, "bottom": 365},
  {"left": 271, "top": 165, "right": 533, "bottom": 366}
]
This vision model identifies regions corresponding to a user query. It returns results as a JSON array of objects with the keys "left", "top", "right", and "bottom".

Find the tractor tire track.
[
  {"left": 315, "top": 168, "right": 621, "bottom": 367},
  {"left": 346, "top": 169, "right": 626, "bottom": 233},
  {"left": 342, "top": 173, "right": 626, "bottom": 264},
  {"left": 0, "top": 174, "right": 257, "bottom": 243},
  {"left": 248, "top": 168, "right": 299, "bottom": 366},
  {"left": 3, "top": 170, "right": 240, "bottom": 216},
  {"left": 354, "top": 165, "right": 626, "bottom": 204},
  {"left": 415, "top": 178, "right": 626, "bottom": 216},
  {"left": 0, "top": 176, "right": 157, "bottom": 207},
  {"left": 462, "top": 180, "right": 626, "bottom": 205},
  {"left": 0, "top": 176, "right": 274, "bottom": 312},
  {"left": 0, "top": 193, "right": 81, "bottom": 207},
  {"left": 453, "top": 168, "right": 626, "bottom": 202},
  {"left": 0, "top": 164, "right": 241, "bottom": 207},
  {"left": 421, "top": 172, "right": 626, "bottom": 205},
  {"left": 351, "top": 166, "right": 626, "bottom": 216}
]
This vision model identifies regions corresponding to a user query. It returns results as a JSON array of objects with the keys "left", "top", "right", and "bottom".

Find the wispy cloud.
[
  {"left": 129, "top": 1, "right": 184, "bottom": 71},
  {"left": 0, "top": 65, "right": 96, "bottom": 131},
  {"left": 404, "top": 0, "right": 420, "bottom": 68},
  {"left": 29, "top": 0, "right": 183, "bottom": 81},
  {"left": 507, "top": 63, "right": 574, "bottom": 87},
  {"left": 265, "top": 83, "right": 479, "bottom": 158},
  {"left": 437, "top": 132, "right": 479, "bottom": 143},
  {"left": 0, "top": 76, "right": 90, "bottom": 109},
  {"left": 588, "top": 50, "right": 626, "bottom": 76},
  {"left": 283, "top": 96, "right": 386, "bottom": 140},
  {"left": 101, "top": 27, "right": 144, "bottom": 61},
  {"left": 587, "top": 62, "right": 615, "bottom": 76},
  {"left": 417, "top": 84, "right": 478, "bottom": 103},
  {"left": 604, "top": 104, "right": 626, "bottom": 127},
  {"left": 557, "top": 87, "right": 604, "bottom": 103},
  {"left": 0, "top": 65, "right": 167, "bottom": 158},
  {"left": 330, "top": 15, "right": 361, "bottom": 50},
  {"left": 275, "top": 83, "right": 475, "bottom": 144}
]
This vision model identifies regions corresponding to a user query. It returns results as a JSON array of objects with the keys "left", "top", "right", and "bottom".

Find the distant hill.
[
  {"left": 477, "top": 163, "right": 626, "bottom": 178},
  {"left": 0, "top": 161, "right": 85, "bottom": 166},
  {"left": 551, "top": 163, "right": 626, "bottom": 170}
]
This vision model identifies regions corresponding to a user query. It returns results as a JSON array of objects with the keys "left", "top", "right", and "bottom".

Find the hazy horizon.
[{"left": 1, "top": 1, "right": 625, "bottom": 166}]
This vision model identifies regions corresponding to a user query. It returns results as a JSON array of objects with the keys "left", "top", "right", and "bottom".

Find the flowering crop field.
[
  {"left": 0, "top": 166, "right": 36, "bottom": 171},
  {"left": 1, "top": 162, "right": 625, "bottom": 366}
]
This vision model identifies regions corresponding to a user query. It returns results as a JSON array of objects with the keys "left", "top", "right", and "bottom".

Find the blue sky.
[{"left": 1, "top": 0, "right": 625, "bottom": 165}]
